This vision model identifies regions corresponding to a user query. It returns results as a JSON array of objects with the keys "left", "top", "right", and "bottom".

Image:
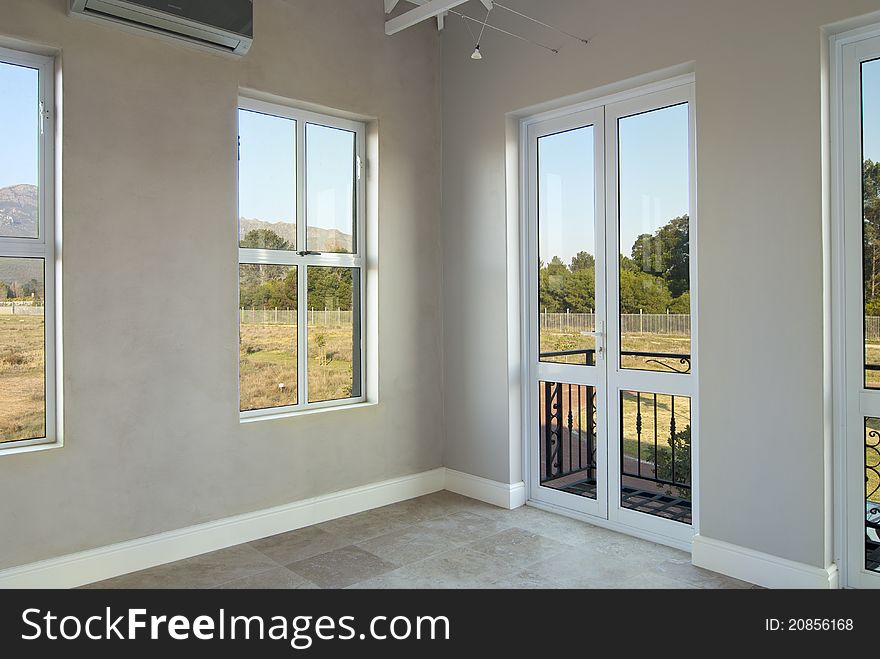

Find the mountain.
[
  {"left": 240, "top": 217, "right": 353, "bottom": 253},
  {"left": 0, "top": 184, "right": 38, "bottom": 239}
]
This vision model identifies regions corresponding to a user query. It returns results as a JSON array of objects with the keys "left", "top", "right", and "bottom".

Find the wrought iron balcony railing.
[
  {"left": 539, "top": 348, "right": 692, "bottom": 524},
  {"left": 540, "top": 348, "right": 691, "bottom": 374}
]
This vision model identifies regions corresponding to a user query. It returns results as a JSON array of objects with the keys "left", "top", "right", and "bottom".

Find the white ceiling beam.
[
  {"left": 385, "top": 0, "right": 471, "bottom": 35},
  {"left": 384, "top": 0, "right": 401, "bottom": 13}
]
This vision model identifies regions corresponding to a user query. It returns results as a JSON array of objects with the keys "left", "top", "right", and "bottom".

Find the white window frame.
[
  {"left": 0, "top": 46, "right": 58, "bottom": 454},
  {"left": 237, "top": 96, "right": 367, "bottom": 420},
  {"left": 830, "top": 21, "right": 880, "bottom": 590}
]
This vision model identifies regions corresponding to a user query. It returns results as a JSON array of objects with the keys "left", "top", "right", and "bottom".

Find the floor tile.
[
  {"left": 651, "top": 557, "right": 754, "bottom": 589},
  {"left": 316, "top": 509, "right": 413, "bottom": 544},
  {"left": 466, "top": 527, "right": 571, "bottom": 569},
  {"left": 250, "top": 526, "right": 351, "bottom": 565},
  {"left": 356, "top": 523, "right": 464, "bottom": 566},
  {"left": 214, "top": 566, "right": 320, "bottom": 589},
  {"left": 287, "top": 546, "right": 398, "bottom": 589},
  {"left": 368, "top": 548, "right": 520, "bottom": 589},
  {"left": 415, "top": 511, "right": 511, "bottom": 545},
  {"left": 85, "top": 544, "right": 279, "bottom": 589},
  {"left": 524, "top": 546, "right": 646, "bottom": 589}
]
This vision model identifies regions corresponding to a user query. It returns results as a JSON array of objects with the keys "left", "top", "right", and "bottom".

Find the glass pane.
[
  {"left": 239, "top": 264, "right": 297, "bottom": 412},
  {"left": 866, "top": 418, "right": 880, "bottom": 572},
  {"left": 538, "top": 381, "right": 597, "bottom": 499},
  {"left": 0, "top": 61, "right": 40, "bottom": 239},
  {"left": 537, "top": 126, "right": 596, "bottom": 366},
  {"left": 863, "top": 59, "right": 880, "bottom": 388},
  {"left": 307, "top": 266, "right": 360, "bottom": 403},
  {"left": 618, "top": 104, "right": 691, "bottom": 373},
  {"left": 0, "top": 258, "right": 45, "bottom": 442},
  {"left": 620, "top": 390, "right": 691, "bottom": 524},
  {"left": 238, "top": 109, "right": 296, "bottom": 250},
  {"left": 306, "top": 123, "right": 356, "bottom": 253}
]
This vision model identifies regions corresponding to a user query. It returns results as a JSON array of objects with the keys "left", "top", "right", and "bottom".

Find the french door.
[
  {"left": 836, "top": 30, "right": 880, "bottom": 589},
  {"left": 525, "top": 79, "right": 697, "bottom": 545}
]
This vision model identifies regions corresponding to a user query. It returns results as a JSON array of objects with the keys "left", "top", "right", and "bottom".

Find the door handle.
[{"left": 595, "top": 320, "right": 606, "bottom": 360}]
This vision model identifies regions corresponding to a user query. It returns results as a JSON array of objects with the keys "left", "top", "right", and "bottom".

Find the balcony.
[{"left": 539, "top": 349, "right": 692, "bottom": 525}]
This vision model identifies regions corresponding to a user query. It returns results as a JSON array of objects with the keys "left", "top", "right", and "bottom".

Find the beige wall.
[
  {"left": 0, "top": 0, "right": 443, "bottom": 570},
  {"left": 441, "top": 0, "right": 880, "bottom": 568}
]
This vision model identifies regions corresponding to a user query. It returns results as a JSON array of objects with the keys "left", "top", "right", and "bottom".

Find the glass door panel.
[
  {"left": 617, "top": 103, "right": 691, "bottom": 375},
  {"left": 620, "top": 391, "right": 692, "bottom": 524},
  {"left": 539, "top": 382, "right": 598, "bottom": 499},
  {"left": 528, "top": 107, "right": 606, "bottom": 518},
  {"left": 538, "top": 126, "right": 598, "bottom": 366}
]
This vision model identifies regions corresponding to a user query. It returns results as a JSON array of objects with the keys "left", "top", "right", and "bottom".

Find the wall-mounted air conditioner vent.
[{"left": 69, "top": 0, "right": 253, "bottom": 56}]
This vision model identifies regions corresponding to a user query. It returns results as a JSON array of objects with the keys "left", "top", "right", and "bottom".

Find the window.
[
  {"left": 238, "top": 98, "right": 365, "bottom": 418},
  {"left": 0, "top": 47, "right": 55, "bottom": 450}
]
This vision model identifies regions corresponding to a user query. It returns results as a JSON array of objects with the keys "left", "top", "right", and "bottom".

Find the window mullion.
[
  {"left": 298, "top": 260, "right": 308, "bottom": 407},
  {"left": 296, "top": 118, "right": 308, "bottom": 407}
]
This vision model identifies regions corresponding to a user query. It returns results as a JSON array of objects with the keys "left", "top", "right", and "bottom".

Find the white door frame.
[
  {"left": 604, "top": 83, "right": 699, "bottom": 545},
  {"left": 525, "top": 107, "right": 608, "bottom": 519},
  {"left": 520, "top": 74, "right": 699, "bottom": 551},
  {"left": 831, "top": 23, "right": 880, "bottom": 590}
]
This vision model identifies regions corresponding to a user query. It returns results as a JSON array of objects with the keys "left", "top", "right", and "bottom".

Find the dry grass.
[
  {"left": 239, "top": 322, "right": 355, "bottom": 411},
  {"left": 0, "top": 315, "right": 45, "bottom": 443},
  {"left": 541, "top": 329, "right": 691, "bottom": 373},
  {"left": 866, "top": 341, "right": 880, "bottom": 388}
]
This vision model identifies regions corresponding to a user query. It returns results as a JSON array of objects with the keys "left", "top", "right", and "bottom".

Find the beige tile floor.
[{"left": 84, "top": 491, "right": 754, "bottom": 589}]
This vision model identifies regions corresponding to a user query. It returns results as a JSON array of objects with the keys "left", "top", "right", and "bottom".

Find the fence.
[
  {"left": 0, "top": 302, "right": 44, "bottom": 317},
  {"left": 11, "top": 302, "right": 880, "bottom": 339},
  {"left": 541, "top": 312, "right": 691, "bottom": 336},
  {"left": 239, "top": 308, "right": 353, "bottom": 327}
]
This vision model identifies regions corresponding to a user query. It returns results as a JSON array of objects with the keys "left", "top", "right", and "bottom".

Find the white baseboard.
[
  {"left": 692, "top": 535, "right": 839, "bottom": 589},
  {"left": 445, "top": 468, "right": 526, "bottom": 510},
  {"left": 0, "top": 467, "right": 446, "bottom": 589}
]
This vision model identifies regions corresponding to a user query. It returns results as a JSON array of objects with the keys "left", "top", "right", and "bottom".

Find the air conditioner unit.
[{"left": 69, "top": 0, "right": 253, "bottom": 56}]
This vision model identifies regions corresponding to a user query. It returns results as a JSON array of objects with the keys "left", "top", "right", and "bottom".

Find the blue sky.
[
  {"left": 238, "top": 109, "right": 355, "bottom": 241},
  {"left": 618, "top": 103, "right": 690, "bottom": 260},
  {"left": 0, "top": 62, "right": 38, "bottom": 190},
  {"left": 539, "top": 104, "right": 690, "bottom": 265}
]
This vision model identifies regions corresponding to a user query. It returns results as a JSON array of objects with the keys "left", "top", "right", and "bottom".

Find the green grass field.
[
  {"left": 0, "top": 314, "right": 45, "bottom": 443},
  {"left": 239, "top": 322, "right": 355, "bottom": 411}
]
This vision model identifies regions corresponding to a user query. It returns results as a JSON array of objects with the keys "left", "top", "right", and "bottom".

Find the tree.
[
  {"left": 864, "top": 160, "right": 880, "bottom": 306},
  {"left": 306, "top": 266, "right": 354, "bottom": 311},
  {"left": 538, "top": 256, "right": 568, "bottom": 313},
  {"left": 240, "top": 228, "right": 290, "bottom": 251},
  {"left": 669, "top": 292, "right": 690, "bottom": 314},
  {"left": 563, "top": 268, "right": 595, "bottom": 312},
  {"left": 570, "top": 251, "right": 595, "bottom": 273},
  {"left": 630, "top": 215, "right": 690, "bottom": 298},
  {"left": 619, "top": 268, "right": 672, "bottom": 314},
  {"left": 656, "top": 424, "right": 691, "bottom": 498}
]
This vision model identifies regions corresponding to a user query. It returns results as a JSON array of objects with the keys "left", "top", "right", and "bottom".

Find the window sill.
[
  {"left": 0, "top": 438, "right": 62, "bottom": 457},
  {"left": 240, "top": 401, "right": 377, "bottom": 424}
]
